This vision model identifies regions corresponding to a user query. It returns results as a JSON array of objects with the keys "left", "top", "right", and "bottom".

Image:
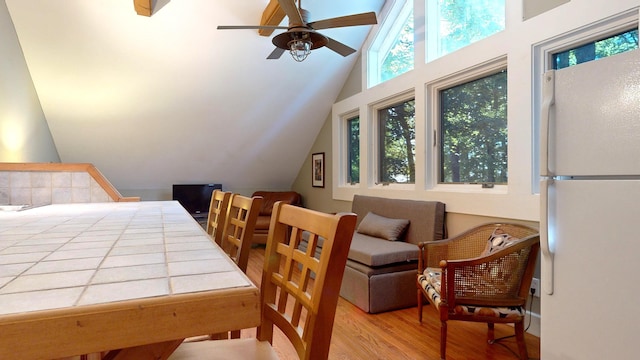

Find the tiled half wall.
[{"left": 0, "top": 163, "right": 139, "bottom": 205}]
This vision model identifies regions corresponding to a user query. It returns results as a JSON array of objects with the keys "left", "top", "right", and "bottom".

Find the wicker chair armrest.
[{"left": 440, "top": 235, "right": 540, "bottom": 308}]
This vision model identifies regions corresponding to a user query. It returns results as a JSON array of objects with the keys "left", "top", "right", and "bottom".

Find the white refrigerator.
[{"left": 540, "top": 49, "right": 640, "bottom": 359}]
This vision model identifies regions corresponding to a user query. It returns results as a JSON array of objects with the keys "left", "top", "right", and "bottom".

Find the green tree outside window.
[
  {"left": 553, "top": 29, "right": 639, "bottom": 69},
  {"left": 440, "top": 71, "right": 507, "bottom": 184},
  {"left": 429, "top": 0, "right": 505, "bottom": 60},
  {"left": 347, "top": 117, "right": 360, "bottom": 184},
  {"left": 381, "top": 12, "right": 414, "bottom": 82},
  {"left": 379, "top": 99, "right": 416, "bottom": 184}
]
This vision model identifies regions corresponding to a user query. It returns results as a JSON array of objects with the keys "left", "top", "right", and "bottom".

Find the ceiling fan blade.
[
  {"left": 308, "top": 12, "right": 377, "bottom": 30},
  {"left": 217, "top": 25, "right": 288, "bottom": 30},
  {"left": 267, "top": 47, "right": 286, "bottom": 60},
  {"left": 278, "top": 0, "right": 304, "bottom": 26},
  {"left": 325, "top": 37, "right": 357, "bottom": 57}
]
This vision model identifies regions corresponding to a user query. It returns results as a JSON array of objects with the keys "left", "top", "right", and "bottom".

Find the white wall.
[{"left": 0, "top": 1, "right": 58, "bottom": 163}]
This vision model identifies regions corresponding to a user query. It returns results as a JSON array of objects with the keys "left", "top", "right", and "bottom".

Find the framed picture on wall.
[{"left": 312, "top": 152, "right": 325, "bottom": 188}]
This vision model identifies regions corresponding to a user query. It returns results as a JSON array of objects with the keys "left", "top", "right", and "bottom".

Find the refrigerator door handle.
[
  {"left": 540, "top": 70, "right": 555, "bottom": 177},
  {"left": 540, "top": 178, "right": 554, "bottom": 295}
]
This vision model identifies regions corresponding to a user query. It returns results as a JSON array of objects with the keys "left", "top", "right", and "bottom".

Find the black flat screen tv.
[{"left": 172, "top": 184, "right": 222, "bottom": 216}]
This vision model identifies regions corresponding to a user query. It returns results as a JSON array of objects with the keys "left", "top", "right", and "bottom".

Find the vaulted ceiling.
[{"left": 5, "top": 0, "right": 384, "bottom": 195}]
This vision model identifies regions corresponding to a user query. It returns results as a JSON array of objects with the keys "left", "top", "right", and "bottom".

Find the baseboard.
[{"left": 525, "top": 310, "right": 540, "bottom": 337}]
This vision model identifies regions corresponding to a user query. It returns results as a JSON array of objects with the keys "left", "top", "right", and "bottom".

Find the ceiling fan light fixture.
[
  {"left": 288, "top": 39, "right": 312, "bottom": 62},
  {"left": 273, "top": 30, "right": 328, "bottom": 62}
]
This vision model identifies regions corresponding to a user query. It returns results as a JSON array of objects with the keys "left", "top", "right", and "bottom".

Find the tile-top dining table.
[{"left": 0, "top": 201, "right": 260, "bottom": 360}]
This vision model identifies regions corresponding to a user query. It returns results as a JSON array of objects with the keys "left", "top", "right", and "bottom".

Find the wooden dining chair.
[
  {"left": 218, "top": 193, "right": 263, "bottom": 273},
  {"left": 169, "top": 202, "right": 357, "bottom": 360},
  {"left": 206, "top": 190, "right": 231, "bottom": 243}
]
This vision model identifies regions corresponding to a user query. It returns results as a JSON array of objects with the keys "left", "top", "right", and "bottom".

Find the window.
[
  {"left": 380, "top": 12, "right": 414, "bottom": 82},
  {"left": 368, "top": 0, "right": 414, "bottom": 87},
  {"left": 347, "top": 116, "right": 360, "bottom": 184},
  {"left": 378, "top": 99, "right": 416, "bottom": 184},
  {"left": 426, "top": 0, "right": 505, "bottom": 62},
  {"left": 553, "top": 29, "right": 639, "bottom": 69},
  {"left": 439, "top": 70, "right": 507, "bottom": 184}
]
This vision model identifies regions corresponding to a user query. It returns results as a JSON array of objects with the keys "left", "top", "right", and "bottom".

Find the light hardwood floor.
[{"left": 242, "top": 246, "right": 540, "bottom": 360}]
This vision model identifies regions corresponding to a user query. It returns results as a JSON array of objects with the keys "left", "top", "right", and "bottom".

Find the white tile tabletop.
[{"left": 0, "top": 201, "right": 252, "bottom": 316}]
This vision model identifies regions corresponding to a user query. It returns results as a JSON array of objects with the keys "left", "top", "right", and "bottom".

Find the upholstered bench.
[{"left": 301, "top": 195, "right": 446, "bottom": 313}]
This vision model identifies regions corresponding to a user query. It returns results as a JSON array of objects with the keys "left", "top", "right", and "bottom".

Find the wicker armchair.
[{"left": 416, "top": 223, "right": 540, "bottom": 360}]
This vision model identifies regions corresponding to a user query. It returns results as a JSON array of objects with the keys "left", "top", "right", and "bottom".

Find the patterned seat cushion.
[
  {"left": 418, "top": 268, "right": 442, "bottom": 308},
  {"left": 452, "top": 304, "right": 524, "bottom": 318},
  {"left": 418, "top": 268, "right": 524, "bottom": 318}
]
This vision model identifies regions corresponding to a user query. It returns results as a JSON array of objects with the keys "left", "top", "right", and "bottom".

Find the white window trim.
[
  {"left": 426, "top": 56, "right": 508, "bottom": 194},
  {"left": 424, "top": 0, "right": 441, "bottom": 63}
]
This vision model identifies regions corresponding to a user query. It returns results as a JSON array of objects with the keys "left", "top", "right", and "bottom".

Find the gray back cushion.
[{"left": 351, "top": 195, "right": 446, "bottom": 245}]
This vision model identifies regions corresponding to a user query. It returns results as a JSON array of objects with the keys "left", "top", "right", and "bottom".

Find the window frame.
[
  {"left": 370, "top": 91, "right": 416, "bottom": 189},
  {"left": 367, "top": 0, "right": 414, "bottom": 88},
  {"left": 425, "top": 0, "right": 506, "bottom": 63},
  {"left": 346, "top": 114, "right": 360, "bottom": 185},
  {"left": 427, "top": 57, "right": 508, "bottom": 193},
  {"left": 337, "top": 110, "right": 361, "bottom": 189}
]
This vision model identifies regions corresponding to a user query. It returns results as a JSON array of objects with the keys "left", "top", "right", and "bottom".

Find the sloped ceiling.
[{"left": 5, "top": 0, "right": 384, "bottom": 195}]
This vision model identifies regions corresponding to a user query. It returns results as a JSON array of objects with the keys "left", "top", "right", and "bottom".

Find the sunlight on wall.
[{"left": 1, "top": 117, "right": 26, "bottom": 161}]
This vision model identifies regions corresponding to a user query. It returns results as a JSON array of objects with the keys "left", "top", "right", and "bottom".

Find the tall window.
[
  {"left": 368, "top": 0, "right": 414, "bottom": 87},
  {"left": 426, "top": 0, "right": 505, "bottom": 62},
  {"left": 347, "top": 116, "right": 360, "bottom": 184},
  {"left": 440, "top": 70, "right": 507, "bottom": 184},
  {"left": 553, "top": 29, "right": 639, "bottom": 69},
  {"left": 380, "top": 12, "right": 414, "bottom": 82},
  {"left": 378, "top": 99, "right": 415, "bottom": 184}
]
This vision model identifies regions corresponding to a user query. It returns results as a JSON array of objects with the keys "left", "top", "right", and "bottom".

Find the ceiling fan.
[{"left": 217, "top": 0, "right": 377, "bottom": 62}]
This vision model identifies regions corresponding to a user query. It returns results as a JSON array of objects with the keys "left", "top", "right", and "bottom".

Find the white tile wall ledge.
[{"left": 0, "top": 162, "right": 140, "bottom": 205}]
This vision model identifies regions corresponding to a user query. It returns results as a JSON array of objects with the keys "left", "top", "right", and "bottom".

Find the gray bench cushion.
[
  {"left": 348, "top": 233, "right": 419, "bottom": 267},
  {"left": 352, "top": 195, "right": 446, "bottom": 246},
  {"left": 299, "top": 232, "right": 419, "bottom": 268},
  {"left": 346, "top": 258, "right": 416, "bottom": 277}
]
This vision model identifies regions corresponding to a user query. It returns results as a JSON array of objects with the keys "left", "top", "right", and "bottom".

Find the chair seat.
[
  {"left": 418, "top": 268, "right": 524, "bottom": 318},
  {"left": 169, "top": 338, "right": 279, "bottom": 360}
]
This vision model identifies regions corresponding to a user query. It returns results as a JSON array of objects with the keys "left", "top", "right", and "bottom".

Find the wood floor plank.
[{"left": 244, "top": 246, "right": 540, "bottom": 359}]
